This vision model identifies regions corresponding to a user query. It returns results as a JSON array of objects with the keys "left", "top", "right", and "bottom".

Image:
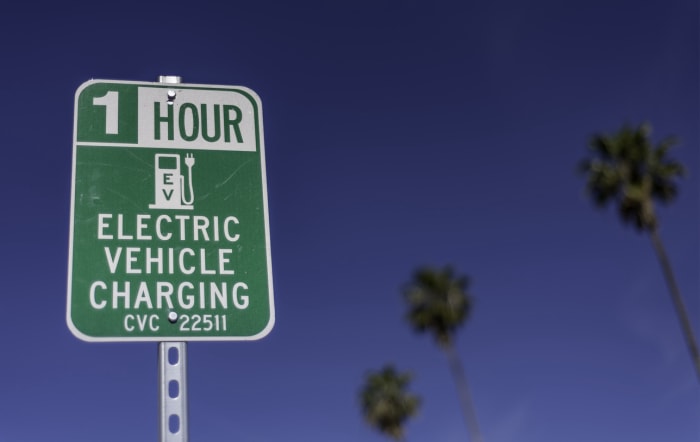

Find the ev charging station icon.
[{"left": 149, "top": 153, "right": 195, "bottom": 210}]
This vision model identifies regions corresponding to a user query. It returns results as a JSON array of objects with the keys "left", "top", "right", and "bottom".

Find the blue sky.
[{"left": 0, "top": 0, "right": 698, "bottom": 441}]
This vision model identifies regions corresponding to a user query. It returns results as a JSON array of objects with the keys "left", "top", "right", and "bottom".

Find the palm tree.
[
  {"left": 580, "top": 122, "right": 700, "bottom": 381},
  {"left": 359, "top": 365, "right": 421, "bottom": 441},
  {"left": 403, "top": 266, "right": 483, "bottom": 442}
]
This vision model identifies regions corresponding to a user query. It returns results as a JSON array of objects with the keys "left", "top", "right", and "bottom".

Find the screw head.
[{"left": 168, "top": 311, "right": 178, "bottom": 323}]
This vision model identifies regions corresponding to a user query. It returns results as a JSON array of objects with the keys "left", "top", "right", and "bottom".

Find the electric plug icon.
[{"left": 182, "top": 153, "right": 195, "bottom": 206}]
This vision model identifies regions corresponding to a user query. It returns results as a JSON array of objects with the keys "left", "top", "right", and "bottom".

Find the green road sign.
[{"left": 67, "top": 79, "right": 274, "bottom": 341}]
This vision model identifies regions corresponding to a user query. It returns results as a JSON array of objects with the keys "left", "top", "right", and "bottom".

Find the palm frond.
[
  {"left": 360, "top": 365, "right": 420, "bottom": 440},
  {"left": 579, "top": 122, "right": 684, "bottom": 231},
  {"left": 403, "top": 266, "right": 472, "bottom": 345}
]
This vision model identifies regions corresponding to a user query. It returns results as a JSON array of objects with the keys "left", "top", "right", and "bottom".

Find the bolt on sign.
[{"left": 67, "top": 79, "right": 274, "bottom": 341}]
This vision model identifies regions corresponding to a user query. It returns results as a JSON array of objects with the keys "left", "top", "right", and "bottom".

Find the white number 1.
[{"left": 93, "top": 91, "right": 119, "bottom": 135}]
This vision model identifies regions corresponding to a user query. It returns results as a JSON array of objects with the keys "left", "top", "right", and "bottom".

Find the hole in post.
[
  {"left": 169, "top": 380, "right": 179, "bottom": 399},
  {"left": 169, "top": 414, "right": 180, "bottom": 434},
  {"left": 168, "top": 347, "right": 179, "bottom": 365}
]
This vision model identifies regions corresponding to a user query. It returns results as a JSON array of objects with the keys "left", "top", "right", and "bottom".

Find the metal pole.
[
  {"left": 159, "top": 342, "right": 188, "bottom": 442},
  {"left": 158, "top": 75, "right": 188, "bottom": 442}
]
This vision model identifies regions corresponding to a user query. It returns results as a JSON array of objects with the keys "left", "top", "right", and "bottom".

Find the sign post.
[
  {"left": 156, "top": 75, "right": 188, "bottom": 442},
  {"left": 68, "top": 76, "right": 274, "bottom": 441}
]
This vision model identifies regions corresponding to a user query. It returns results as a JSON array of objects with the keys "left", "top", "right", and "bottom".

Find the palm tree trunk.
[
  {"left": 649, "top": 227, "right": 700, "bottom": 382},
  {"left": 442, "top": 341, "right": 484, "bottom": 442}
]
